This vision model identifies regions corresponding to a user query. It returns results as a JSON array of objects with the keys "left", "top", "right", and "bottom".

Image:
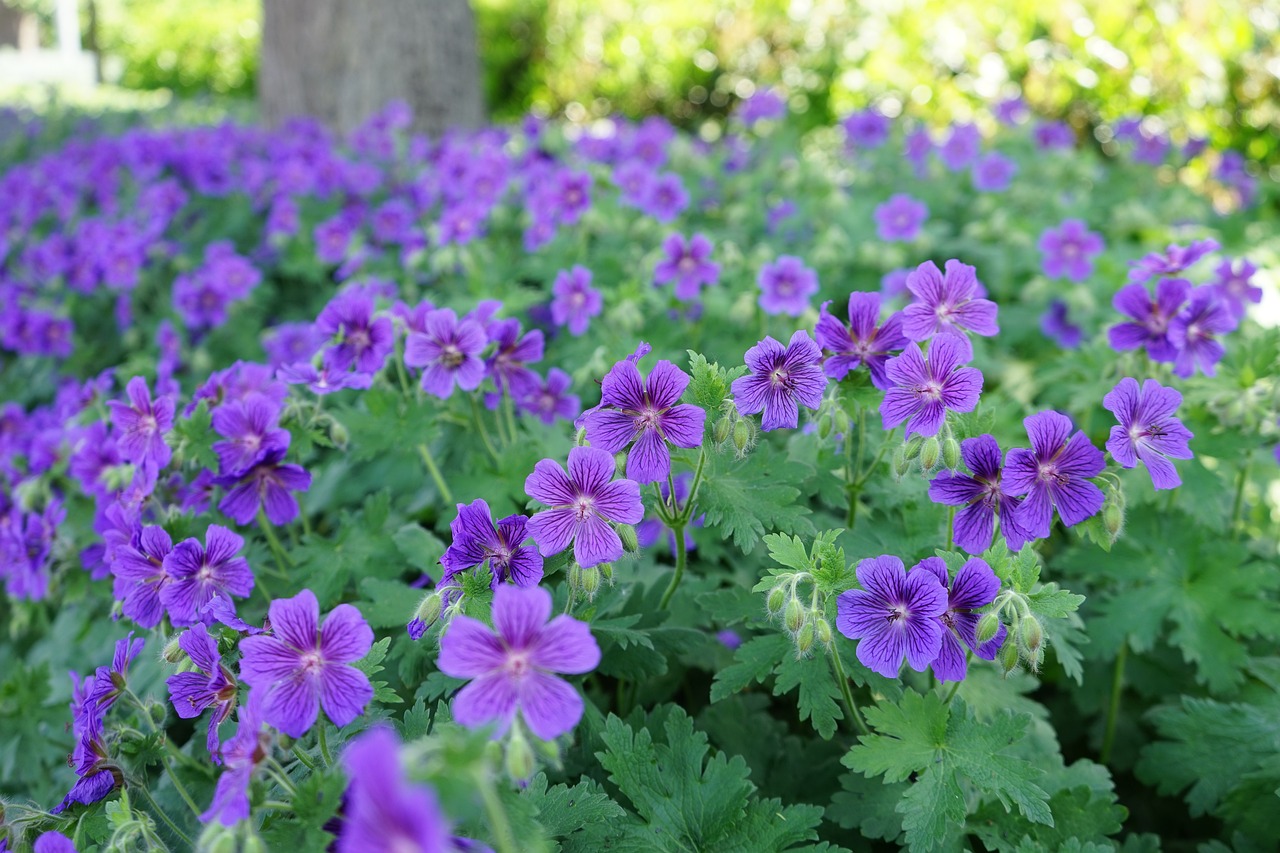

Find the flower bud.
[
  {"left": 904, "top": 434, "right": 924, "bottom": 460},
  {"left": 942, "top": 437, "right": 961, "bottom": 470},
  {"left": 795, "top": 621, "right": 815, "bottom": 655},
  {"left": 832, "top": 408, "right": 851, "bottom": 437},
  {"left": 162, "top": 633, "right": 187, "bottom": 664},
  {"left": 714, "top": 416, "right": 732, "bottom": 443},
  {"left": 766, "top": 586, "right": 787, "bottom": 615},
  {"left": 1020, "top": 615, "right": 1044, "bottom": 655},
  {"left": 412, "top": 592, "right": 442, "bottom": 632},
  {"left": 784, "top": 597, "right": 806, "bottom": 633},
  {"left": 574, "top": 427, "right": 588, "bottom": 446},
  {"left": 580, "top": 565, "right": 601, "bottom": 599},
  {"left": 505, "top": 726, "right": 536, "bottom": 782},
  {"left": 567, "top": 563, "right": 582, "bottom": 591},
  {"left": 197, "top": 823, "right": 239, "bottom": 853},
  {"left": 732, "top": 419, "right": 751, "bottom": 453},
  {"left": 600, "top": 563, "right": 613, "bottom": 582},
  {"left": 892, "top": 443, "right": 910, "bottom": 478},
  {"left": 998, "top": 639, "right": 1019, "bottom": 675},
  {"left": 815, "top": 617, "right": 833, "bottom": 648},
  {"left": 919, "top": 437, "right": 941, "bottom": 472},
  {"left": 149, "top": 701, "right": 167, "bottom": 727},
  {"left": 976, "top": 612, "right": 1001, "bottom": 645},
  {"left": 817, "top": 413, "right": 833, "bottom": 439},
  {"left": 1103, "top": 501, "right": 1124, "bottom": 540},
  {"left": 242, "top": 835, "right": 267, "bottom": 853},
  {"left": 617, "top": 524, "right": 639, "bottom": 554}
]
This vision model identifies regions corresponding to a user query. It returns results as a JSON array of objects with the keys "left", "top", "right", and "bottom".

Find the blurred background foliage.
[{"left": 3, "top": 0, "right": 1278, "bottom": 168}]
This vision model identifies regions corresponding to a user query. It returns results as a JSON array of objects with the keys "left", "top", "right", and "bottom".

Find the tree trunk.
[{"left": 259, "top": 0, "right": 485, "bottom": 138}]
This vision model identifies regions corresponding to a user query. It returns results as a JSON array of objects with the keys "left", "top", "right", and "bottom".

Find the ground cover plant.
[{"left": 0, "top": 95, "right": 1277, "bottom": 852}]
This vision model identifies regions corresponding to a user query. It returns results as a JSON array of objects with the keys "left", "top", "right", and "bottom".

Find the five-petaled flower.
[
  {"left": 731, "top": 330, "right": 827, "bottom": 431},
  {"left": 1102, "top": 378, "right": 1194, "bottom": 490},
  {"left": 107, "top": 376, "right": 174, "bottom": 474},
  {"left": 1003, "top": 411, "right": 1106, "bottom": 539},
  {"left": 879, "top": 336, "right": 983, "bottom": 438},
  {"left": 438, "top": 584, "right": 600, "bottom": 740},
  {"left": 835, "top": 555, "right": 947, "bottom": 679},
  {"left": 238, "top": 589, "right": 374, "bottom": 738},
  {"left": 440, "top": 498, "right": 544, "bottom": 588},
  {"left": 524, "top": 446, "right": 644, "bottom": 568},
  {"left": 928, "top": 434, "right": 1033, "bottom": 553},
  {"left": 814, "top": 292, "right": 907, "bottom": 388},
  {"left": 911, "top": 557, "right": 1006, "bottom": 682},
  {"left": 900, "top": 259, "right": 999, "bottom": 356}
]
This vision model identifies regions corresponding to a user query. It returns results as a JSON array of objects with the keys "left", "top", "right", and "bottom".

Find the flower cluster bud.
[
  {"left": 942, "top": 436, "right": 961, "bottom": 470},
  {"left": 162, "top": 633, "right": 187, "bottom": 665},
  {"left": 783, "top": 597, "right": 806, "bottom": 633},
  {"left": 732, "top": 418, "right": 754, "bottom": 456},
  {"left": 919, "top": 436, "right": 941, "bottom": 472},
  {"left": 504, "top": 724, "right": 536, "bottom": 782},
  {"left": 713, "top": 416, "right": 733, "bottom": 443},
  {"left": 975, "top": 611, "right": 1001, "bottom": 645},
  {"left": 1102, "top": 483, "right": 1126, "bottom": 543},
  {"left": 618, "top": 524, "right": 640, "bottom": 554},
  {"left": 569, "top": 563, "right": 604, "bottom": 601}
]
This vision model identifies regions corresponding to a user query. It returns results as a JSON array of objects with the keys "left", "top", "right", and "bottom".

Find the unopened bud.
[
  {"left": 892, "top": 443, "right": 910, "bottom": 478},
  {"left": 600, "top": 564, "right": 613, "bottom": 582},
  {"left": 832, "top": 408, "right": 851, "bottom": 436},
  {"left": 574, "top": 427, "right": 588, "bottom": 446},
  {"left": 505, "top": 727, "right": 536, "bottom": 782},
  {"left": 732, "top": 419, "right": 751, "bottom": 453},
  {"left": 411, "top": 593, "right": 442, "bottom": 637},
  {"left": 976, "top": 612, "right": 1001, "bottom": 645},
  {"left": 328, "top": 420, "right": 350, "bottom": 449},
  {"left": 817, "top": 413, "right": 833, "bottom": 439},
  {"left": 714, "top": 416, "right": 732, "bottom": 443},
  {"left": 242, "top": 836, "right": 267, "bottom": 853},
  {"left": 904, "top": 434, "right": 924, "bottom": 460},
  {"left": 784, "top": 597, "right": 806, "bottom": 633},
  {"left": 998, "top": 639, "right": 1019, "bottom": 675},
  {"left": 942, "top": 438, "right": 961, "bottom": 470},
  {"left": 766, "top": 586, "right": 787, "bottom": 615},
  {"left": 197, "top": 824, "right": 238, "bottom": 853},
  {"left": 162, "top": 633, "right": 187, "bottom": 664},
  {"left": 815, "top": 617, "right": 833, "bottom": 648},
  {"left": 795, "top": 621, "right": 815, "bottom": 655},
  {"left": 618, "top": 524, "right": 639, "bottom": 554},
  {"left": 1103, "top": 502, "right": 1124, "bottom": 539},
  {"left": 919, "top": 437, "right": 941, "bottom": 471},
  {"left": 567, "top": 563, "right": 582, "bottom": 591},
  {"left": 1020, "top": 615, "right": 1044, "bottom": 654},
  {"left": 580, "top": 565, "right": 601, "bottom": 598},
  {"left": 149, "top": 701, "right": 167, "bottom": 726}
]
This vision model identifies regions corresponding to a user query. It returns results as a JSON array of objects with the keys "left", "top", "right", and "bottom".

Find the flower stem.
[
  {"left": 1100, "top": 642, "right": 1128, "bottom": 766},
  {"left": 416, "top": 442, "right": 454, "bottom": 504},
  {"left": 676, "top": 447, "right": 708, "bottom": 524},
  {"left": 945, "top": 506, "right": 955, "bottom": 551},
  {"left": 257, "top": 509, "right": 294, "bottom": 572},
  {"left": 477, "top": 770, "right": 520, "bottom": 853},
  {"left": 317, "top": 719, "right": 334, "bottom": 767},
  {"left": 658, "top": 525, "right": 687, "bottom": 610},
  {"left": 161, "top": 755, "right": 203, "bottom": 818},
  {"left": 1230, "top": 452, "right": 1251, "bottom": 537},
  {"left": 828, "top": 645, "right": 870, "bottom": 736},
  {"left": 470, "top": 396, "right": 502, "bottom": 464},
  {"left": 141, "top": 786, "right": 193, "bottom": 848},
  {"left": 502, "top": 393, "right": 519, "bottom": 445},
  {"left": 291, "top": 742, "right": 319, "bottom": 772}
]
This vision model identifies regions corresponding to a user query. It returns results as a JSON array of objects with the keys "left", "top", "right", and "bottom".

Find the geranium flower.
[
  {"left": 731, "top": 330, "right": 827, "bottom": 431},
  {"left": 524, "top": 446, "right": 644, "bottom": 568},
  {"left": 1103, "top": 378, "right": 1194, "bottom": 490},
  {"left": 836, "top": 555, "right": 947, "bottom": 678}
]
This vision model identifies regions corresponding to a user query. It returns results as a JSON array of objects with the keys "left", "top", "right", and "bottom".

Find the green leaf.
[
  {"left": 698, "top": 452, "right": 817, "bottom": 552},
  {"left": 710, "top": 633, "right": 789, "bottom": 703},
  {"left": 765, "top": 532, "right": 812, "bottom": 572},
  {"left": 170, "top": 399, "right": 217, "bottom": 471},
  {"left": 521, "top": 774, "right": 627, "bottom": 840},
  {"left": 843, "top": 691, "right": 949, "bottom": 783},
  {"left": 828, "top": 771, "right": 907, "bottom": 842},
  {"left": 773, "top": 650, "right": 844, "bottom": 740},
  {"left": 392, "top": 523, "right": 446, "bottom": 572},
  {"left": 356, "top": 577, "right": 420, "bottom": 629},
  {"left": 687, "top": 350, "right": 746, "bottom": 413}
]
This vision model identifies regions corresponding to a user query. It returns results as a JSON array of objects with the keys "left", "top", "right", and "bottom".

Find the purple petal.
[
  {"left": 531, "top": 615, "right": 601, "bottom": 674},
  {"left": 269, "top": 589, "right": 319, "bottom": 650},
  {"left": 264, "top": 674, "right": 321, "bottom": 737},
  {"left": 452, "top": 672, "right": 518, "bottom": 736},
  {"left": 527, "top": 508, "right": 578, "bottom": 557},
  {"left": 626, "top": 428, "right": 672, "bottom": 484},
  {"left": 320, "top": 604, "right": 374, "bottom": 663},
  {"left": 439, "top": 615, "right": 506, "bottom": 678},
  {"left": 238, "top": 636, "right": 303, "bottom": 685},
  {"left": 319, "top": 664, "right": 373, "bottom": 727},
  {"left": 517, "top": 671, "right": 584, "bottom": 740},
  {"left": 574, "top": 514, "right": 624, "bottom": 568},
  {"left": 493, "top": 584, "right": 551, "bottom": 649},
  {"left": 593, "top": 479, "right": 644, "bottom": 524}
]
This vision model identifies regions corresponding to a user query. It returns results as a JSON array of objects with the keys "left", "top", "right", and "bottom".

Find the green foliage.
[
  {"left": 697, "top": 452, "right": 816, "bottom": 551},
  {"left": 595, "top": 706, "right": 832, "bottom": 851}
]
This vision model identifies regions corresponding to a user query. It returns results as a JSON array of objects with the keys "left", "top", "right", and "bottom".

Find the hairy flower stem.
[
  {"left": 291, "top": 742, "right": 319, "bottom": 772},
  {"left": 676, "top": 448, "right": 708, "bottom": 525},
  {"left": 470, "top": 397, "right": 502, "bottom": 464},
  {"left": 502, "top": 393, "right": 519, "bottom": 445},
  {"left": 658, "top": 525, "right": 687, "bottom": 611},
  {"left": 828, "top": 646, "right": 871, "bottom": 736},
  {"left": 477, "top": 770, "right": 520, "bottom": 853},
  {"left": 416, "top": 442, "right": 454, "bottom": 504},
  {"left": 1100, "top": 642, "right": 1128, "bottom": 766},
  {"left": 317, "top": 719, "right": 334, "bottom": 767},
  {"left": 941, "top": 653, "right": 971, "bottom": 704},
  {"left": 257, "top": 509, "right": 294, "bottom": 573},
  {"left": 141, "top": 786, "right": 194, "bottom": 848}
]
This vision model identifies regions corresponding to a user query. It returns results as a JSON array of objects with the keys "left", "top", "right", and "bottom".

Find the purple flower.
[
  {"left": 440, "top": 499, "right": 543, "bottom": 587},
  {"left": 1128, "top": 239, "right": 1220, "bottom": 284},
  {"left": 939, "top": 123, "right": 982, "bottom": 171},
  {"left": 107, "top": 376, "right": 174, "bottom": 473},
  {"left": 738, "top": 89, "right": 787, "bottom": 126},
  {"left": 1040, "top": 300, "right": 1082, "bottom": 349},
  {"left": 654, "top": 233, "right": 720, "bottom": 299},
  {"left": 912, "top": 557, "right": 1006, "bottom": 682},
  {"left": 582, "top": 355, "right": 705, "bottom": 484},
  {"left": 317, "top": 291, "right": 395, "bottom": 374},
  {"left": 338, "top": 727, "right": 451, "bottom": 853},
  {"left": 1103, "top": 378, "right": 1194, "bottom": 490},
  {"left": 51, "top": 770, "right": 116, "bottom": 816},
  {"left": 1038, "top": 220, "right": 1104, "bottom": 282},
  {"left": 87, "top": 632, "right": 146, "bottom": 712},
  {"left": 1004, "top": 411, "right": 1106, "bottom": 538},
  {"left": 842, "top": 109, "right": 891, "bottom": 148},
  {"left": 640, "top": 172, "right": 689, "bottom": 223},
  {"left": 34, "top": 832, "right": 78, "bottom": 853},
  {"left": 201, "top": 690, "right": 269, "bottom": 825},
  {"left": 874, "top": 194, "right": 928, "bottom": 242},
  {"left": 1034, "top": 121, "right": 1075, "bottom": 150},
  {"left": 994, "top": 96, "right": 1028, "bottom": 125},
  {"left": 216, "top": 447, "right": 311, "bottom": 526},
  {"left": 525, "top": 446, "right": 644, "bottom": 567},
  {"left": 881, "top": 268, "right": 911, "bottom": 300},
  {"left": 550, "top": 266, "right": 603, "bottom": 336},
  {"left": 903, "top": 127, "right": 934, "bottom": 175},
  {"left": 277, "top": 362, "right": 375, "bottom": 395},
  {"left": 438, "top": 584, "right": 600, "bottom": 740},
  {"left": 815, "top": 292, "right": 907, "bottom": 388},
  {"left": 1169, "top": 286, "right": 1238, "bottom": 378},
  {"left": 160, "top": 525, "right": 254, "bottom": 626},
  {"left": 901, "top": 260, "right": 999, "bottom": 353},
  {"left": 880, "top": 337, "right": 983, "bottom": 438},
  {"left": 485, "top": 319, "right": 544, "bottom": 398},
  {"left": 928, "top": 435, "right": 1033, "bottom": 553},
  {"left": 970, "top": 152, "right": 1017, "bottom": 192},
  {"left": 211, "top": 393, "right": 290, "bottom": 476},
  {"left": 110, "top": 525, "right": 173, "bottom": 628},
  {"left": 517, "top": 369, "right": 579, "bottom": 425},
  {"left": 404, "top": 308, "right": 488, "bottom": 399},
  {"left": 1108, "top": 278, "right": 1191, "bottom": 363},
  {"left": 731, "top": 330, "right": 827, "bottom": 431},
  {"left": 1211, "top": 258, "right": 1262, "bottom": 320},
  {"left": 757, "top": 256, "right": 819, "bottom": 317},
  {"left": 166, "top": 623, "right": 239, "bottom": 757},
  {"left": 238, "top": 589, "right": 374, "bottom": 737},
  {"left": 835, "top": 555, "right": 947, "bottom": 678}
]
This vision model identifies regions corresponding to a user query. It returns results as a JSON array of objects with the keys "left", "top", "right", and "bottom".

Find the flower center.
[
  {"left": 440, "top": 344, "right": 464, "bottom": 368},
  {"left": 917, "top": 380, "right": 943, "bottom": 401},
  {"left": 574, "top": 496, "right": 594, "bottom": 521},
  {"left": 348, "top": 328, "right": 370, "bottom": 350},
  {"left": 504, "top": 650, "right": 532, "bottom": 680},
  {"left": 636, "top": 407, "right": 661, "bottom": 430},
  {"left": 299, "top": 650, "right": 325, "bottom": 674},
  {"left": 678, "top": 255, "right": 697, "bottom": 274},
  {"left": 1037, "top": 462, "right": 1067, "bottom": 485},
  {"left": 570, "top": 291, "right": 586, "bottom": 308},
  {"left": 885, "top": 605, "right": 907, "bottom": 624},
  {"left": 769, "top": 367, "right": 790, "bottom": 388}
]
